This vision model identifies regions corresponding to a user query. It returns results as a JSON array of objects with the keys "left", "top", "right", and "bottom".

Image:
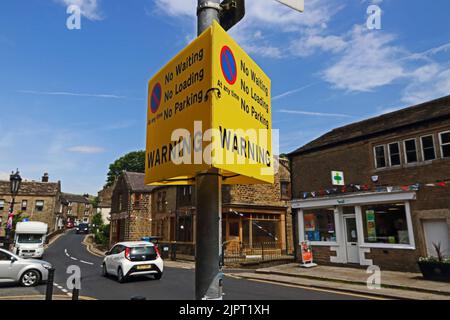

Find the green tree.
[{"left": 105, "top": 150, "right": 145, "bottom": 187}]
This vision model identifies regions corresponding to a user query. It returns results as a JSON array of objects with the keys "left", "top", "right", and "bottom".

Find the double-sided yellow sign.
[{"left": 145, "top": 21, "right": 273, "bottom": 185}]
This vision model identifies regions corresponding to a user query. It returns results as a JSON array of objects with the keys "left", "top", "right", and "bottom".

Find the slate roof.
[
  {"left": 289, "top": 95, "right": 450, "bottom": 156},
  {"left": 61, "top": 193, "right": 90, "bottom": 204},
  {"left": 123, "top": 172, "right": 158, "bottom": 193},
  {"left": 0, "top": 180, "right": 60, "bottom": 196}
]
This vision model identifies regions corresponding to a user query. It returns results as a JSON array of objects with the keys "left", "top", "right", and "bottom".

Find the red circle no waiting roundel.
[
  {"left": 220, "top": 46, "right": 237, "bottom": 85},
  {"left": 150, "top": 83, "right": 162, "bottom": 114}
]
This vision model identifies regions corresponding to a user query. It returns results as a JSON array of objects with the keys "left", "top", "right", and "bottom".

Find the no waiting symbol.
[
  {"left": 150, "top": 83, "right": 162, "bottom": 113},
  {"left": 220, "top": 46, "right": 237, "bottom": 85}
]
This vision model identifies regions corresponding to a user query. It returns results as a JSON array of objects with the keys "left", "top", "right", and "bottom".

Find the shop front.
[{"left": 293, "top": 191, "right": 417, "bottom": 269}]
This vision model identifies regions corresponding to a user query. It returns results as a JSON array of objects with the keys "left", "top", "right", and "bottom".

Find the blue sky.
[{"left": 0, "top": 0, "right": 449, "bottom": 194}]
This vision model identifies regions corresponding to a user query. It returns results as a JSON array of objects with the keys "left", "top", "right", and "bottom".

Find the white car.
[{"left": 102, "top": 241, "right": 164, "bottom": 283}]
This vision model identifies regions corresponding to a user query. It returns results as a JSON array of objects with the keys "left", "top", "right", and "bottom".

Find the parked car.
[
  {"left": 66, "top": 221, "right": 74, "bottom": 229},
  {"left": 0, "top": 248, "right": 52, "bottom": 287},
  {"left": 76, "top": 223, "right": 90, "bottom": 234},
  {"left": 102, "top": 241, "right": 164, "bottom": 283}
]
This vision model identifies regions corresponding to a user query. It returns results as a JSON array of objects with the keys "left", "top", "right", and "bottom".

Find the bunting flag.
[{"left": 299, "top": 180, "right": 449, "bottom": 200}]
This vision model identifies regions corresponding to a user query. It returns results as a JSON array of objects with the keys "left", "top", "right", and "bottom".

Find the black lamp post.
[{"left": 5, "top": 170, "right": 22, "bottom": 248}]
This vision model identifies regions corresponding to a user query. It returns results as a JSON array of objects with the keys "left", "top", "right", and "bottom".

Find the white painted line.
[
  {"left": 80, "top": 260, "right": 94, "bottom": 265},
  {"left": 70, "top": 257, "right": 78, "bottom": 261},
  {"left": 62, "top": 289, "right": 68, "bottom": 293}
]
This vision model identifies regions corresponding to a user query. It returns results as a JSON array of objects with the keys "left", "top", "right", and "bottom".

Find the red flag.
[{"left": 437, "top": 182, "right": 446, "bottom": 187}]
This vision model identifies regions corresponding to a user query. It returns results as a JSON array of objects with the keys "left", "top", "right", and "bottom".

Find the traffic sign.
[
  {"left": 145, "top": 21, "right": 273, "bottom": 185},
  {"left": 276, "top": 0, "right": 304, "bottom": 12},
  {"left": 219, "top": 0, "right": 246, "bottom": 31}
]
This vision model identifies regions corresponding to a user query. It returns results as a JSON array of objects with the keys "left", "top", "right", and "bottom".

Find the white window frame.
[
  {"left": 439, "top": 130, "right": 450, "bottom": 158},
  {"left": 298, "top": 208, "right": 339, "bottom": 246},
  {"left": 403, "top": 138, "right": 418, "bottom": 164},
  {"left": 387, "top": 142, "right": 401, "bottom": 167},
  {"left": 0, "top": 199, "right": 5, "bottom": 211},
  {"left": 356, "top": 201, "right": 416, "bottom": 250},
  {"left": 373, "top": 145, "right": 387, "bottom": 169},
  {"left": 420, "top": 134, "right": 436, "bottom": 162}
]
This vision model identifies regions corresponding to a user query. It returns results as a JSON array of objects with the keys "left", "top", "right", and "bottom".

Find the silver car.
[{"left": 0, "top": 248, "right": 52, "bottom": 287}]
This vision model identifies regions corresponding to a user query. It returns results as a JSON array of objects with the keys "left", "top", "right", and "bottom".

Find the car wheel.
[
  {"left": 117, "top": 268, "right": 126, "bottom": 283},
  {"left": 102, "top": 264, "right": 108, "bottom": 277},
  {"left": 154, "top": 273, "right": 163, "bottom": 280},
  {"left": 20, "top": 270, "right": 41, "bottom": 287}
]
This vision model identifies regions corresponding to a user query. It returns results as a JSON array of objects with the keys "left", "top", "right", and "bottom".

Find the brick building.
[
  {"left": 288, "top": 95, "right": 450, "bottom": 272},
  {"left": 152, "top": 158, "right": 293, "bottom": 255},
  {"left": 60, "top": 193, "right": 95, "bottom": 224},
  {"left": 0, "top": 173, "right": 62, "bottom": 235},
  {"left": 109, "top": 172, "right": 156, "bottom": 246}
]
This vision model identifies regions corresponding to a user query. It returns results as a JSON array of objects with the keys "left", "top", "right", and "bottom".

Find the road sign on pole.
[
  {"left": 219, "top": 0, "right": 245, "bottom": 31},
  {"left": 276, "top": 0, "right": 304, "bottom": 12}
]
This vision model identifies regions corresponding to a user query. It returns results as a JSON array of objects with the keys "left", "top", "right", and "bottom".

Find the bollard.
[
  {"left": 72, "top": 287, "right": 80, "bottom": 301},
  {"left": 45, "top": 268, "right": 55, "bottom": 301}
]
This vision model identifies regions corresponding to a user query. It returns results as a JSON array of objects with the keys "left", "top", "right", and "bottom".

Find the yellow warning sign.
[{"left": 145, "top": 21, "right": 273, "bottom": 185}]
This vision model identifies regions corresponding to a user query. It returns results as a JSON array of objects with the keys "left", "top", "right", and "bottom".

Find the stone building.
[
  {"left": 109, "top": 172, "right": 156, "bottom": 246},
  {"left": 60, "top": 193, "right": 95, "bottom": 225},
  {"left": 0, "top": 173, "right": 62, "bottom": 235},
  {"left": 288, "top": 95, "right": 450, "bottom": 272}
]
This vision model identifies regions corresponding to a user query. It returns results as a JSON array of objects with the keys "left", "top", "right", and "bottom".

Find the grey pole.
[{"left": 195, "top": 0, "right": 223, "bottom": 301}]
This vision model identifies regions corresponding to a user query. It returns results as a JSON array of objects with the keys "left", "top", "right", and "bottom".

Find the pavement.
[
  {"left": 0, "top": 231, "right": 373, "bottom": 300},
  {"left": 228, "top": 263, "right": 450, "bottom": 300}
]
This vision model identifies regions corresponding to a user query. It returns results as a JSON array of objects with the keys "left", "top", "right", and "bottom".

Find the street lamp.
[{"left": 5, "top": 170, "right": 22, "bottom": 249}]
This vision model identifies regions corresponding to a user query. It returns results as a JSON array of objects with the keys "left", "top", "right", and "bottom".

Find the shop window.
[
  {"left": 404, "top": 139, "right": 418, "bottom": 163},
  {"left": 388, "top": 142, "right": 401, "bottom": 166},
  {"left": 21, "top": 200, "right": 28, "bottom": 211},
  {"left": 253, "top": 220, "right": 279, "bottom": 243},
  {"left": 303, "top": 208, "right": 336, "bottom": 242},
  {"left": 0, "top": 200, "right": 4, "bottom": 211},
  {"left": 421, "top": 135, "right": 436, "bottom": 161},
  {"left": 439, "top": 131, "right": 450, "bottom": 158},
  {"left": 361, "top": 203, "right": 410, "bottom": 245},
  {"left": 374, "top": 145, "right": 386, "bottom": 168},
  {"left": 35, "top": 200, "right": 45, "bottom": 212}
]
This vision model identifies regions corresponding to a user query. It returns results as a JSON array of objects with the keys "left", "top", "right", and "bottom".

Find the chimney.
[{"left": 42, "top": 173, "right": 49, "bottom": 183}]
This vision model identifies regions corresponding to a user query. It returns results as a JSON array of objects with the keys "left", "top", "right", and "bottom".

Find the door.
[
  {"left": 423, "top": 220, "right": 450, "bottom": 258},
  {"left": 226, "top": 219, "right": 241, "bottom": 253},
  {"left": 0, "top": 251, "right": 20, "bottom": 282},
  {"left": 344, "top": 216, "right": 360, "bottom": 264}
]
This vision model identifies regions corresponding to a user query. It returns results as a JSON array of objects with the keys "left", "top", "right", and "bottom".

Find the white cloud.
[
  {"left": 154, "top": 0, "right": 193, "bottom": 17},
  {"left": 273, "top": 82, "right": 317, "bottom": 100},
  {"left": 322, "top": 25, "right": 405, "bottom": 92},
  {"left": 291, "top": 33, "right": 347, "bottom": 57},
  {"left": 402, "top": 66, "right": 450, "bottom": 105},
  {"left": 0, "top": 172, "right": 10, "bottom": 181},
  {"left": 55, "top": 0, "right": 102, "bottom": 21},
  {"left": 67, "top": 146, "right": 106, "bottom": 154},
  {"left": 278, "top": 109, "right": 352, "bottom": 118},
  {"left": 18, "top": 90, "right": 142, "bottom": 100}
]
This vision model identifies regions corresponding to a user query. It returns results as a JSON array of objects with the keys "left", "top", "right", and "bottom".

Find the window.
[
  {"left": 0, "top": 200, "right": 5, "bottom": 211},
  {"left": 280, "top": 181, "right": 290, "bottom": 200},
  {"left": 440, "top": 131, "right": 450, "bottom": 158},
  {"left": 0, "top": 251, "right": 11, "bottom": 261},
  {"left": 388, "top": 142, "right": 401, "bottom": 166},
  {"left": 21, "top": 200, "right": 28, "bottom": 211},
  {"left": 35, "top": 200, "right": 44, "bottom": 212},
  {"left": 157, "top": 192, "right": 167, "bottom": 212},
  {"left": 362, "top": 203, "right": 410, "bottom": 245},
  {"left": 134, "top": 193, "right": 142, "bottom": 208},
  {"left": 421, "top": 135, "right": 436, "bottom": 161},
  {"left": 303, "top": 208, "right": 336, "bottom": 242},
  {"left": 374, "top": 145, "right": 386, "bottom": 168},
  {"left": 404, "top": 139, "right": 418, "bottom": 163}
]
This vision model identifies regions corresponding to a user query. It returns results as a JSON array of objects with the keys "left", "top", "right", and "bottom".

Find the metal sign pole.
[{"left": 196, "top": 1, "right": 222, "bottom": 300}]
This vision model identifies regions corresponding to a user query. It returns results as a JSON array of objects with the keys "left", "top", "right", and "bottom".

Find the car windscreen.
[
  {"left": 78, "top": 224, "right": 88, "bottom": 228},
  {"left": 17, "top": 234, "right": 43, "bottom": 244},
  {"left": 129, "top": 246, "right": 157, "bottom": 261}
]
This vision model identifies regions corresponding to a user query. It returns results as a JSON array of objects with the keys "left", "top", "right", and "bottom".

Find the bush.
[{"left": 94, "top": 224, "right": 110, "bottom": 248}]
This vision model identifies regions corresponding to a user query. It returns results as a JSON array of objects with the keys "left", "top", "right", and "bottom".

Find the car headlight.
[{"left": 41, "top": 263, "right": 53, "bottom": 270}]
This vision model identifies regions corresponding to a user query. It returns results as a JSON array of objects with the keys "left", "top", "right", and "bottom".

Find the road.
[{"left": 37, "top": 231, "right": 367, "bottom": 300}]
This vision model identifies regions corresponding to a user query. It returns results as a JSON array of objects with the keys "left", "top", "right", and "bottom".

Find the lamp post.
[{"left": 5, "top": 170, "right": 22, "bottom": 249}]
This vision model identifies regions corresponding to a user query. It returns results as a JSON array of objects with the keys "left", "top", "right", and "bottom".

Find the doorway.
[
  {"left": 343, "top": 215, "right": 360, "bottom": 264},
  {"left": 423, "top": 219, "right": 450, "bottom": 258}
]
